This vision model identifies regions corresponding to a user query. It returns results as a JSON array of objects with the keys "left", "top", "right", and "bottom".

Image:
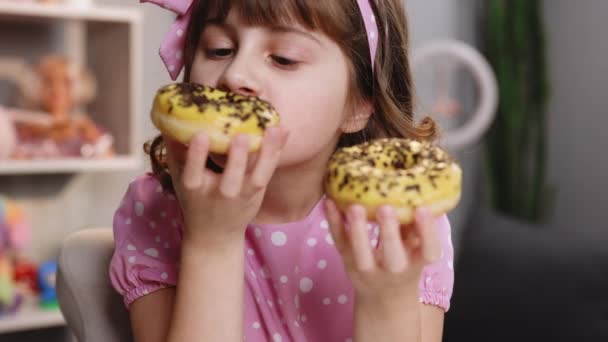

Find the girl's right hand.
[{"left": 165, "top": 127, "right": 289, "bottom": 250}]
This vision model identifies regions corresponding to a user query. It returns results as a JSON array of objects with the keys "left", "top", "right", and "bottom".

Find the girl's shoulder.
[
  {"left": 117, "top": 173, "right": 180, "bottom": 218},
  {"left": 109, "top": 173, "right": 182, "bottom": 308},
  {"left": 123, "top": 172, "right": 176, "bottom": 203},
  {"left": 112, "top": 173, "right": 183, "bottom": 250}
]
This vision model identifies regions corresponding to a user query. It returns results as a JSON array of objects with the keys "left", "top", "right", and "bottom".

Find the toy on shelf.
[
  {"left": 0, "top": 55, "right": 115, "bottom": 160},
  {"left": 14, "top": 259, "right": 38, "bottom": 295},
  {"left": 0, "top": 196, "right": 30, "bottom": 316},
  {"left": 0, "top": 256, "right": 21, "bottom": 316},
  {"left": 0, "top": 108, "right": 17, "bottom": 160},
  {"left": 37, "top": 261, "right": 58, "bottom": 310}
]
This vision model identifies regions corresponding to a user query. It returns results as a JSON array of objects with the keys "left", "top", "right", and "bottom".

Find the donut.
[
  {"left": 151, "top": 83, "right": 280, "bottom": 153},
  {"left": 325, "top": 138, "right": 462, "bottom": 224}
]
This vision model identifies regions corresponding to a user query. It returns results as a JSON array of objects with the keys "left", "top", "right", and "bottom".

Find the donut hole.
[{"left": 326, "top": 138, "right": 462, "bottom": 224}]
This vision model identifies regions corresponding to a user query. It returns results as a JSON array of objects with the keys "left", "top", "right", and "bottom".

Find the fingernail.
[
  {"left": 346, "top": 206, "right": 357, "bottom": 223},
  {"left": 416, "top": 207, "right": 432, "bottom": 222},
  {"left": 193, "top": 134, "right": 207, "bottom": 149},
  {"left": 266, "top": 126, "right": 280, "bottom": 137},
  {"left": 378, "top": 205, "right": 395, "bottom": 220},
  {"left": 280, "top": 128, "right": 290, "bottom": 147},
  {"left": 350, "top": 205, "right": 367, "bottom": 223},
  {"left": 235, "top": 134, "right": 249, "bottom": 147}
]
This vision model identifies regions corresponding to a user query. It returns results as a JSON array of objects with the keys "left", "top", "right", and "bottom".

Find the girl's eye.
[
  {"left": 271, "top": 55, "right": 299, "bottom": 68},
  {"left": 206, "top": 48, "right": 233, "bottom": 58}
]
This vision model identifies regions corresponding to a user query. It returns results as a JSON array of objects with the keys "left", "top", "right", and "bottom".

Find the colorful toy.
[
  {"left": 0, "top": 197, "right": 30, "bottom": 250},
  {"left": 0, "top": 196, "right": 30, "bottom": 315},
  {"left": 38, "top": 261, "right": 58, "bottom": 310},
  {"left": 0, "top": 108, "right": 17, "bottom": 159},
  {"left": 14, "top": 259, "right": 39, "bottom": 294}
]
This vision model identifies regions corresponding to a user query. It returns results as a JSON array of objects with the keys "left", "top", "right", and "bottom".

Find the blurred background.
[{"left": 0, "top": 0, "right": 606, "bottom": 341}]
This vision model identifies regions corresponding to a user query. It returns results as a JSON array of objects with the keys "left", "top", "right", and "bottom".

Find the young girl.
[{"left": 109, "top": 0, "right": 454, "bottom": 341}]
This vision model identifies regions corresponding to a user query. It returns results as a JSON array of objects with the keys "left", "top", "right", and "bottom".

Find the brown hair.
[{"left": 146, "top": 0, "right": 438, "bottom": 191}]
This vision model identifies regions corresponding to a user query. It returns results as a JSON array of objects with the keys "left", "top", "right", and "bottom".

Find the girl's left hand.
[{"left": 324, "top": 199, "right": 442, "bottom": 302}]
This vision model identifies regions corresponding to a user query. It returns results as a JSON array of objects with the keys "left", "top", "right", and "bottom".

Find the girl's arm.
[
  {"left": 420, "top": 304, "right": 445, "bottom": 342},
  {"left": 354, "top": 296, "right": 444, "bottom": 342},
  {"left": 167, "top": 240, "right": 246, "bottom": 342},
  {"left": 325, "top": 202, "right": 453, "bottom": 342},
  {"left": 126, "top": 129, "right": 287, "bottom": 342},
  {"left": 129, "top": 288, "right": 175, "bottom": 342},
  {"left": 129, "top": 239, "right": 245, "bottom": 342}
]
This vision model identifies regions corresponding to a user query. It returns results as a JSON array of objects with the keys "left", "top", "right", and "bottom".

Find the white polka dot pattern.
[
  {"left": 355, "top": 0, "right": 380, "bottom": 71},
  {"left": 109, "top": 175, "right": 455, "bottom": 341}
]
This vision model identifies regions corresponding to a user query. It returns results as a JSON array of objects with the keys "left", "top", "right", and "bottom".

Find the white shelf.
[
  {"left": 0, "top": 156, "right": 140, "bottom": 174},
  {"left": 0, "top": 1, "right": 140, "bottom": 22},
  {"left": 0, "top": 306, "right": 65, "bottom": 334},
  {"left": 0, "top": 1, "right": 144, "bottom": 174}
]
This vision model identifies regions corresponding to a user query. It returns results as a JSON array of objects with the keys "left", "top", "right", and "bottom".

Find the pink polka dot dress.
[{"left": 109, "top": 174, "right": 455, "bottom": 341}]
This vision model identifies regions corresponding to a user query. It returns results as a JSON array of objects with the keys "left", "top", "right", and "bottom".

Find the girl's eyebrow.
[
  {"left": 203, "top": 20, "right": 322, "bottom": 46},
  {"left": 269, "top": 26, "right": 322, "bottom": 46}
]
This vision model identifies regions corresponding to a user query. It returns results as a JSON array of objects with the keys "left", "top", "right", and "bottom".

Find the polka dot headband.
[{"left": 142, "top": 0, "right": 380, "bottom": 80}]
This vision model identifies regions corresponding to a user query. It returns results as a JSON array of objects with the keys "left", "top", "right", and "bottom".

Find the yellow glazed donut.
[
  {"left": 325, "top": 138, "right": 462, "bottom": 224},
  {"left": 151, "top": 83, "right": 280, "bottom": 153}
]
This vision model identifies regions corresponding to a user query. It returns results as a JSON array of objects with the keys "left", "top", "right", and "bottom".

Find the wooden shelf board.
[
  {"left": 0, "top": 156, "right": 140, "bottom": 174},
  {"left": 0, "top": 2, "right": 141, "bottom": 22},
  {"left": 0, "top": 306, "right": 65, "bottom": 334}
]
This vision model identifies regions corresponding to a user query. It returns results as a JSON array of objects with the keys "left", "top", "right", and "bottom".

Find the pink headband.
[{"left": 142, "top": 0, "right": 380, "bottom": 80}]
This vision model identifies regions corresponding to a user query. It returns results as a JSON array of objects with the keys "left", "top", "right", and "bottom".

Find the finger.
[
  {"left": 182, "top": 133, "right": 210, "bottom": 190},
  {"left": 415, "top": 207, "right": 441, "bottom": 264},
  {"left": 247, "top": 127, "right": 289, "bottom": 194},
  {"left": 219, "top": 134, "right": 250, "bottom": 198},
  {"left": 376, "top": 205, "right": 409, "bottom": 273},
  {"left": 324, "top": 199, "right": 350, "bottom": 257},
  {"left": 346, "top": 205, "right": 376, "bottom": 272}
]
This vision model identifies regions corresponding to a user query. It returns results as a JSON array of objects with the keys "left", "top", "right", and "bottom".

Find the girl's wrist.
[
  {"left": 354, "top": 289, "right": 421, "bottom": 342},
  {"left": 355, "top": 285, "right": 419, "bottom": 317},
  {"left": 182, "top": 230, "right": 245, "bottom": 259}
]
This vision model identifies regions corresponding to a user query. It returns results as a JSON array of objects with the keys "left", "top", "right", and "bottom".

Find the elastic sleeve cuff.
[
  {"left": 419, "top": 290, "right": 451, "bottom": 312},
  {"left": 123, "top": 283, "right": 173, "bottom": 309}
]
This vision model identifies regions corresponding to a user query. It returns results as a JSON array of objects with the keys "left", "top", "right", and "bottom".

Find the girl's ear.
[{"left": 340, "top": 99, "right": 373, "bottom": 134}]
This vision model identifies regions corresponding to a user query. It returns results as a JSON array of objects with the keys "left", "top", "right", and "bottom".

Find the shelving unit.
[
  {"left": 0, "top": 1, "right": 133, "bottom": 21},
  {"left": 0, "top": 1, "right": 144, "bottom": 175},
  {"left": 0, "top": 306, "right": 65, "bottom": 334},
  {"left": 0, "top": 1, "right": 144, "bottom": 335},
  {"left": 0, "top": 156, "right": 139, "bottom": 174}
]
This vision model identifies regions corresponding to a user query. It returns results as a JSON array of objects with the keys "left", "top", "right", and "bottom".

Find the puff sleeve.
[
  {"left": 108, "top": 174, "right": 183, "bottom": 309},
  {"left": 418, "top": 214, "right": 455, "bottom": 312}
]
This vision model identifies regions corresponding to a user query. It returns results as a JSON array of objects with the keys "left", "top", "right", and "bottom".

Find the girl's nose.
[{"left": 216, "top": 54, "right": 260, "bottom": 97}]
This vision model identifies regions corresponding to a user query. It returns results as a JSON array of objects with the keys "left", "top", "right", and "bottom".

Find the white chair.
[{"left": 56, "top": 228, "right": 133, "bottom": 342}]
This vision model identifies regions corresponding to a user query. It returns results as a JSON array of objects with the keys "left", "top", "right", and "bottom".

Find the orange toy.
[
  {"left": 0, "top": 55, "right": 115, "bottom": 158},
  {"left": 17, "top": 55, "right": 103, "bottom": 146}
]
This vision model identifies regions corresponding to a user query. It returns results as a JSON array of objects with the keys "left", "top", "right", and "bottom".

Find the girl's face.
[{"left": 189, "top": 8, "right": 365, "bottom": 168}]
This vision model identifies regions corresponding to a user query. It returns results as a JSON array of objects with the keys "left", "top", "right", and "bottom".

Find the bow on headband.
[
  {"left": 142, "top": 0, "right": 379, "bottom": 81},
  {"left": 141, "top": 0, "right": 194, "bottom": 80}
]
